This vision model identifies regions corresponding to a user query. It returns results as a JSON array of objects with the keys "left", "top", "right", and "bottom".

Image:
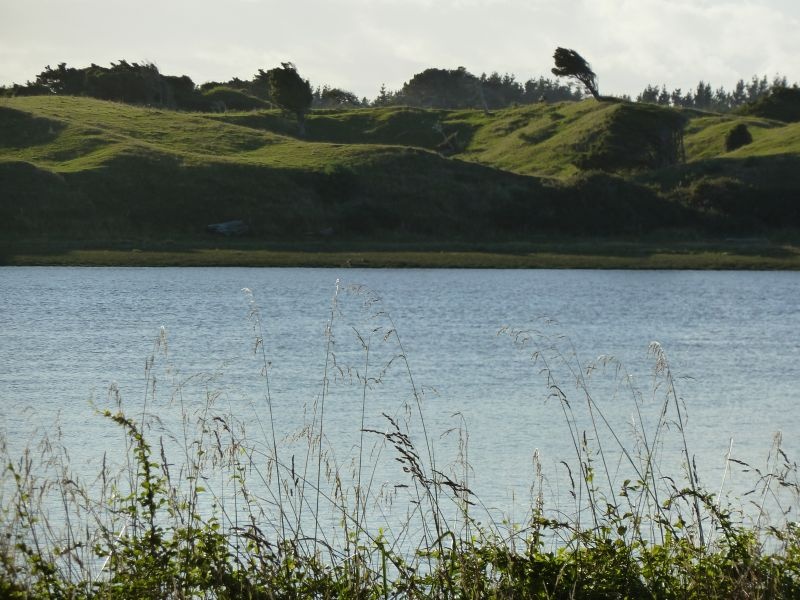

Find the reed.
[{"left": 1, "top": 285, "right": 798, "bottom": 598}]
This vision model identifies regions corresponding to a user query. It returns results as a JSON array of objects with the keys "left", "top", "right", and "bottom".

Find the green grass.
[
  {"left": 3, "top": 95, "right": 800, "bottom": 255},
  {"left": 1, "top": 97, "right": 562, "bottom": 242},
  {"left": 10, "top": 95, "right": 799, "bottom": 179},
  {"left": 4, "top": 239, "right": 800, "bottom": 269},
  {"left": 210, "top": 100, "right": 800, "bottom": 177},
  {"left": 452, "top": 101, "right": 601, "bottom": 177},
  {"left": 683, "top": 114, "right": 800, "bottom": 160}
]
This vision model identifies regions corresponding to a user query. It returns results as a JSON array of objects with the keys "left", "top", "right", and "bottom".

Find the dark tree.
[
  {"left": 400, "top": 67, "right": 481, "bottom": 108},
  {"left": 522, "top": 76, "right": 583, "bottom": 103},
  {"left": 162, "top": 74, "right": 198, "bottom": 108},
  {"left": 82, "top": 61, "right": 165, "bottom": 105},
  {"left": 479, "top": 71, "right": 524, "bottom": 109},
  {"left": 637, "top": 84, "right": 660, "bottom": 104},
  {"left": 266, "top": 62, "right": 313, "bottom": 135},
  {"left": 731, "top": 79, "right": 747, "bottom": 107},
  {"left": 551, "top": 48, "right": 600, "bottom": 100},
  {"left": 739, "top": 86, "right": 800, "bottom": 123},
  {"left": 35, "top": 63, "right": 85, "bottom": 95},
  {"left": 657, "top": 86, "right": 671, "bottom": 105},
  {"left": 747, "top": 75, "right": 770, "bottom": 102},
  {"left": 313, "top": 86, "right": 362, "bottom": 108},
  {"left": 250, "top": 69, "right": 272, "bottom": 99},
  {"left": 694, "top": 81, "right": 713, "bottom": 110},
  {"left": 378, "top": 70, "right": 581, "bottom": 108}
]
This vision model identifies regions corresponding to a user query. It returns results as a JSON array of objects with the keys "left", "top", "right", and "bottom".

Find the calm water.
[{"left": 2, "top": 267, "right": 799, "bottom": 528}]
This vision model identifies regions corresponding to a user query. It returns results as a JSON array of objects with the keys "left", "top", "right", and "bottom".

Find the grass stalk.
[{"left": 1, "top": 288, "right": 798, "bottom": 598}]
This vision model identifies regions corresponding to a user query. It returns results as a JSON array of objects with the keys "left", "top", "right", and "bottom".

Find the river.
[{"left": 2, "top": 267, "right": 799, "bottom": 538}]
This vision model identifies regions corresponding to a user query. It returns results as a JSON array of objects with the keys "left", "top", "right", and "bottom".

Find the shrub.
[
  {"left": 200, "top": 86, "right": 270, "bottom": 112},
  {"left": 725, "top": 123, "right": 753, "bottom": 152}
]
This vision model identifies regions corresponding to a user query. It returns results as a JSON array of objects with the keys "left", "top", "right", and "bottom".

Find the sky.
[{"left": 1, "top": 0, "right": 799, "bottom": 100}]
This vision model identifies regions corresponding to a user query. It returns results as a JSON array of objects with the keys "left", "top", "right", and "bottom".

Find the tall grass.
[{"left": 1, "top": 285, "right": 798, "bottom": 598}]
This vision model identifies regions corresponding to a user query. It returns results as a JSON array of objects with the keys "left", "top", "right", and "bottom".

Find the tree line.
[
  {"left": 634, "top": 75, "right": 792, "bottom": 111},
  {"left": 2, "top": 57, "right": 795, "bottom": 116},
  {"left": 0, "top": 60, "right": 581, "bottom": 112}
]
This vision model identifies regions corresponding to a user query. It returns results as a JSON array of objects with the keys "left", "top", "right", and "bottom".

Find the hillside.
[
  {"left": 212, "top": 99, "right": 800, "bottom": 176},
  {"left": 2, "top": 95, "right": 800, "bottom": 253}
]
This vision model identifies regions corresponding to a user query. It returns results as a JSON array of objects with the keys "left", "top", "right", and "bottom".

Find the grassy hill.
[
  {"left": 212, "top": 99, "right": 800, "bottom": 176},
  {"left": 2, "top": 94, "right": 800, "bottom": 261}
]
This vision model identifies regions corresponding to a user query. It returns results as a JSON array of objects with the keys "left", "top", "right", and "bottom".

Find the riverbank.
[{"left": 3, "top": 238, "right": 800, "bottom": 269}]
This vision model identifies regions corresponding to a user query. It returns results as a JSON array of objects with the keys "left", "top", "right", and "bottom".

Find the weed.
[{"left": 1, "top": 286, "right": 799, "bottom": 598}]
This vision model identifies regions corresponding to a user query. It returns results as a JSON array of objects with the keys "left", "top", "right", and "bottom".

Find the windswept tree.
[
  {"left": 266, "top": 62, "right": 313, "bottom": 135},
  {"left": 35, "top": 63, "right": 85, "bottom": 95},
  {"left": 551, "top": 47, "right": 600, "bottom": 100}
]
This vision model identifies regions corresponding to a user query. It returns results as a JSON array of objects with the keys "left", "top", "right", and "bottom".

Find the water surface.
[{"left": 2, "top": 267, "right": 798, "bottom": 524}]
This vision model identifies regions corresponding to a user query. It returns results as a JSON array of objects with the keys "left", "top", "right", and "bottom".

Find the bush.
[
  {"left": 725, "top": 123, "right": 753, "bottom": 152},
  {"left": 738, "top": 86, "right": 800, "bottom": 123},
  {"left": 200, "top": 86, "right": 270, "bottom": 112}
]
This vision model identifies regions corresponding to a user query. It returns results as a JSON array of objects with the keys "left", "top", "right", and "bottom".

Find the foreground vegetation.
[{"left": 2, "top": 289, "right": 799, "bottom": 597}]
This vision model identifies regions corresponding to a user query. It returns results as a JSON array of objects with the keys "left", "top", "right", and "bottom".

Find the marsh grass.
[
  {"left": 6, "top": 238, "right": 800, "bottom": 269},
  {"left": 1, "top": 285, "right": 799, "bottom": 598}
]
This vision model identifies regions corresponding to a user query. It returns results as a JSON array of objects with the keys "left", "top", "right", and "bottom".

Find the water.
[{"left": 2, "top": 267, "right": 799, "bottom": 533}]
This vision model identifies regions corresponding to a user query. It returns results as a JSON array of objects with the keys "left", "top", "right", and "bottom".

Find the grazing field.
[{"left": 3, "top": 95, "right": 800, "bottom": 267}]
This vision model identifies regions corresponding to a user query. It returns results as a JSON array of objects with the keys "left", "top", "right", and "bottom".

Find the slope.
[
  {"left": 3, "top": 95, "right": 800, "bottom": 244},
  {"left": 208, "top": 100, "right": 800, "bottom": 178},
  {"left": 2, "top": 96, "right": 608, "bottom": 242}
]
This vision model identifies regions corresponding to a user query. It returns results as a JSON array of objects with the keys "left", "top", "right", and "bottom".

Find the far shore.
[{"left": 3, "top": 238, "right": 800, "bottom": 269}]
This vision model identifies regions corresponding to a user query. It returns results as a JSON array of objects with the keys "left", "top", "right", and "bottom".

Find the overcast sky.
[{"left": 2, "top": 0, "right": 798, "bottom": 100}]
